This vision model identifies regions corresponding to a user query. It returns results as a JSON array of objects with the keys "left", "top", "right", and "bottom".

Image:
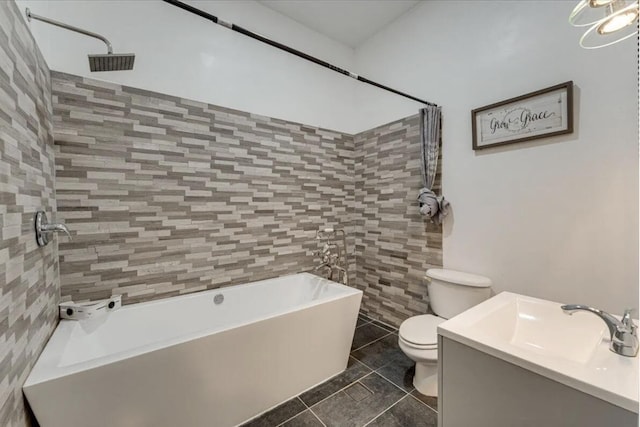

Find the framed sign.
[{"left": 471, "top": 81, "right": 573, "bottom": 150}]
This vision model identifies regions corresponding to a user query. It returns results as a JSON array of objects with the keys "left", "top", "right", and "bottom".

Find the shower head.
[
  {"left": 88, "top": 53, "right": 135, "bottom": 72},
  {"left": 26, "top": 8, "right": 135, "bottom": 72}
]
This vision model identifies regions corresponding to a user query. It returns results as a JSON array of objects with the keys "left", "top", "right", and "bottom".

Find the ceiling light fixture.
[
  {"left": 597, "top": 5, "right": 639, "bottom": 33},
  {"left": 569, "top": 0, "right": 639, "bottom": 48},
  {"left": 589, "top": 0, "right": 615, "bottom": 7}
]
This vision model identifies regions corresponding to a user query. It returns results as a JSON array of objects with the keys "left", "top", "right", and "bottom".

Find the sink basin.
[
  {"left": 467, "top": 295, "right": 607, "bottom": 364},
  {"left": 438, "top": 292, "right": 639, "bottom": 413}
]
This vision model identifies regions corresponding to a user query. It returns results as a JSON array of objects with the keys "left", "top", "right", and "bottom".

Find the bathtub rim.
[{"left": 24, "top": 272, "right": 362, "bottom": 387}]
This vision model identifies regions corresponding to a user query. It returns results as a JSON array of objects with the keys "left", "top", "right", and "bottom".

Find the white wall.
[
  {"left": 354, "top": 1, "right": 638, "bottom": 313},
  {"left": 16, "top": 0, "right": 359, "bottom": 132}
]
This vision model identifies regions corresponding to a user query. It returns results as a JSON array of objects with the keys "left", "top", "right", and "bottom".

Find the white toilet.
[{"left": 398, "top": 268, "right": 492, "bottom": 396}]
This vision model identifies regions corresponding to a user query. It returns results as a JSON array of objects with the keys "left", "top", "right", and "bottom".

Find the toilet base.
[{"left": 413, "top": 361, "right": 438, "bottom": 397}]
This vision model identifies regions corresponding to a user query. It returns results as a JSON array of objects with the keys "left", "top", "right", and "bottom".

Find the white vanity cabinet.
[
  {"left": 436, "top": 292, "right": 639, "bottom": 427},
  {"left": 437, "top": 336, "right": 638, "bottom": 427}
]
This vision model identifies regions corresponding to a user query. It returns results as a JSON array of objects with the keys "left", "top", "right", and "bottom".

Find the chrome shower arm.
[{"left": 25, "top": 8, "right": 113, "bottom": 54}]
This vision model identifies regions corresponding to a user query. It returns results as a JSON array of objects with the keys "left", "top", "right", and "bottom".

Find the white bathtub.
[{"left": 24, "top": 273, "right": 362, "bottom": 427}]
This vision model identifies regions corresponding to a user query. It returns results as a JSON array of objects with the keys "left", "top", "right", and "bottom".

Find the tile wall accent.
[
  {"left": 51, "top": 72, "right": 355, "bottom": 304},
  {"left": 0, "top": 1, "right": 59, "bottom": 426},
  {"left": 354, "top": 116, "right": 443, "bottom": 326},
  {"left": 50, "top": 72, "right": 443, "bottom": 325}
]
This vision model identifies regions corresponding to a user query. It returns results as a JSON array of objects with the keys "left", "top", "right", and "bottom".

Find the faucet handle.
[
  {"left": 40, "top": 223, "right": 72, "bottom": 239},
  {"left": 622, "top": 309, "right": 637, "bottom": 334},
  {"left": 35, "top": 211, "right": 72, "bottom": 247}
]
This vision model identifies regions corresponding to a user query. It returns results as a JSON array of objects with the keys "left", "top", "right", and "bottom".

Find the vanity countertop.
[{"left": 438, "top": 291, "right": 639, "bottom": 413}]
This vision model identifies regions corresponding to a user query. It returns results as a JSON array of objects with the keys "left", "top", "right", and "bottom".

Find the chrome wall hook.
[{"left": 35, "top": 211, "right": 72, "bottom": 247}]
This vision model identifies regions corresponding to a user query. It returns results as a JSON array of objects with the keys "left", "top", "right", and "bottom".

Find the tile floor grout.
[
  {"left": 274, "top": 396, "right": 328, "bottom": 427},
  {"left": 349, "top": 355, "right": 390, "bottom": 385},
  {"left": 371, "top": 367, "right": 412, "bottom": 394},
  {"left": 273, "top": 399, "right": 306, "bottom": 427},
  {"left": 307, "top": 371, "right": 409, "bottom": 427},
  {"left": 350, "top": 339, "right": 416, "bottom": 395},
  {"left": 408, "top": 392, "right": 439, "bottom": 414},
  {"left": 307, "top": 406, "right": 328, "bottom": 427},
  {"left": 357, "top": 313, "right": 398, "bottom": 332},
  {"left": 360, "top": 393, "right": 412, "bottom": 427},
  {"left": 299, "top": 396, "right": 328, "bottom": 427},
  {"left": 354, "top": 353, "right": 439, "bottom": 414},
  {"left": 306, "top": 370, "right": 377, "bottom": 410},
  {"left": 350, "top": 330, "right": 394, "bottom": 352},
  {"left": 304, "top": 368, "right": 416, "bottom": 426}
]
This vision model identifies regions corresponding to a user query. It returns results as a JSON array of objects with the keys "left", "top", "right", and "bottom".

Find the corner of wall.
[{"left": 0, "top": 1, "right": 59, "bottom": 425}]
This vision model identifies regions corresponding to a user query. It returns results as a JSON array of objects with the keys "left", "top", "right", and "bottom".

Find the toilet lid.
[{"left": 399, "top": 315, "right": 444, "bottom": 346}]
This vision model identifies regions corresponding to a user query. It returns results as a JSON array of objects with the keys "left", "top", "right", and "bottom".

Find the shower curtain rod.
[{"left": 162, "top": 0, "right": 437, "bottom": 107}]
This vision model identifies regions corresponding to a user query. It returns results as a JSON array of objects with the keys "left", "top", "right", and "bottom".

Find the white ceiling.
[{"left": 259, "top": 1, "right": 421, "bottom": 48}]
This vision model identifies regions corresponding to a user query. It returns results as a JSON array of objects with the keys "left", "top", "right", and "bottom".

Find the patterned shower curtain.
[{"left": 417, "top": 106, "right": 450, "bottom": 225}]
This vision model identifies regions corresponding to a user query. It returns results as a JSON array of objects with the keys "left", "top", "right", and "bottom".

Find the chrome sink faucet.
[{"left": 561, "top": 305, "right": 638, "bottom": 357}]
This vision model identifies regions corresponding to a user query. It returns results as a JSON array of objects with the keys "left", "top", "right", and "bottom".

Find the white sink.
[
  {"left": 468, "top": 295, "right": 607, "bottom": 364},
  {"left": 438, "top": 292, "right": 639, "bottom": 413}
]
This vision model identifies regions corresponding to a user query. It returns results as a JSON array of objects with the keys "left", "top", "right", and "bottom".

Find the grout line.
[
  {"left": 307, "top": 371, "right": 376, "bottom": 409},
  {"left": 358, "top": 312, "right": 398, "bottom": 332},
  {"left": 299, "top": 397, "right": 310, "bottom": 409},
  {"left": 408, "top": 391, "right": 438, "bottom": 414},
  {"left": 307, "top": 368, "right": 410, "bottom": 415},
  {"left": 350, "top": 331, "right": 393, "bottom": 352},
  {"left": 372, "top": 369, "right": 412, "bottom": 395},
  {"left": 361, "top": 394, "right": 410, "bottom": 427},
  {"left": 349, "top": 355, "right": 412, "bottom": 400},
  {"left": 349, "top": 355, "right": 376, "bottom": 372},
  {"left": 356, "top": 378, "right": 375, "bottom": 395},
  {"left": 308, "top": 407, "right": 328, "bottom": 427},
  {"left": 349, "top": 354, "right": 367, "bottom": 365},
  {"left": 276, "top": 345, "right": 411, "bottom": 426},
  {"left": 274, "top": 398, "right": 308, "bottom": 427},
  {"left": 356, "top": 320, "right": 372, "bottom": 329},
  {"left": 371, "top": 320, "right": 398, "bottom": 332},
  {"left": 292, "top": 395, "right": 327, "bottom": 427},
  {"left": 348, "top": 355, "right": 377, "bottom": 376}
]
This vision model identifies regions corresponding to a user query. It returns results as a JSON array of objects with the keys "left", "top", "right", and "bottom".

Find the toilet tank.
[{"left": 426, "top": 269, "right": 492, "bottom": 319}]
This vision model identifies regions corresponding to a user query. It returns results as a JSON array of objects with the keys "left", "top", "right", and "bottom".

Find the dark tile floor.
[{"left": 242, "top": 313, "right": 438, "bottom": 427}]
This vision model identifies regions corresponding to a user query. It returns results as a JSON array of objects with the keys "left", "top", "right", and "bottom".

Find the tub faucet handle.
[
  {"left": 35, "top": 211, "right": 72, "bottom": 247},
  {"left": 40, "top": 223, "right": 71, "bottom": 238}
]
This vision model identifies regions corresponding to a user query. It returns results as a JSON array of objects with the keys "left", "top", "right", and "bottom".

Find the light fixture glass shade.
[
  {"left": 570, "top": 0, "right": 611, "bottom": 26},
  {"left": 580, "top": 2, "right": 639, "bottom": 48},
  {"left": 597, "top": 7, "right": 639, "bottom": 33},
  {"left": 589, "top": 0, "right": 616, "bottom": 7}
]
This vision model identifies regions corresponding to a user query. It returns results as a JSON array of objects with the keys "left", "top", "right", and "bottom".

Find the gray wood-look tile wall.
[
  {"left": 51, "top": 71, "right": 443, "bottom": 326},
  {"left": 51, "top": 72, "right": 356, "bottom": 305},
  {"left": 0, "top": 2, "right": 59, "bottom": 425},
  {"left": 354, "top": 116, "right": 443, "bottom": 326}
]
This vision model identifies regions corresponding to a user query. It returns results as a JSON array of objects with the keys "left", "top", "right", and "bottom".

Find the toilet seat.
[
  {"left": 399, "top": 339, "right": 437, "bottom": 350},
  {"left": 399, "top": 315, "right": 444, "bottom": 348}
]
